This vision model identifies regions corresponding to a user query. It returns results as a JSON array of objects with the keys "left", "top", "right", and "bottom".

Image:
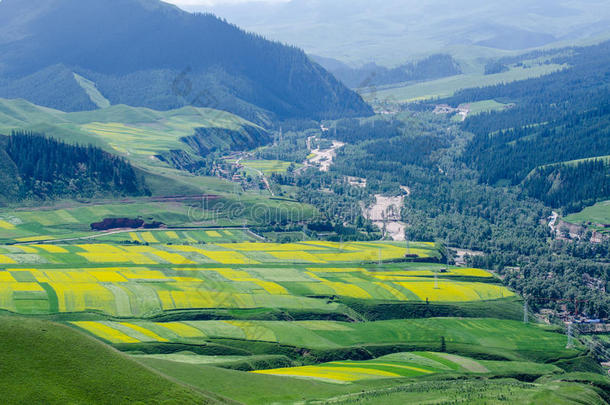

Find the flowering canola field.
[{"left": 0, "top": 241, "right": 511, "bottom": 317}]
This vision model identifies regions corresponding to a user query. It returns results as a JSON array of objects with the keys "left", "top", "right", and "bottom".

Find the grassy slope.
[
  {"left": 106, "top": 318, "right": 577, "bottom": 364},
  {"left": 0, "top": 101, "right": 259, "bottom": 160},
  {"left": 138, "top": 359, "right": 356, "bottom": 404},
  {"left": 0, "top": 174, "right": 317, "bottom": 243},
  {"left": 0, "top": 99, "right": 265, "bottom": 194},
  {"left": 334, "top": 380, "right": 607, "bottom": 405},
  {"left": 564, "top": 200, "right": 610, "bottom": 226},
  {"left": 139, "top": 359, "right": 606, "bottom": 405},
  {"left": 0, "top": 316, "right": 216, "bottom": 405}
]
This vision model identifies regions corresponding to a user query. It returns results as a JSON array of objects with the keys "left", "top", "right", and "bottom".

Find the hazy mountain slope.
[
  {"left": 199, "top": 0, "right": 610, "bottom": 67},
  {"left": 311, "top": 54, "right": 462, "bottom": 89},
  {"left": 0, "top": 0, "right": 372, "bottom": 122}
]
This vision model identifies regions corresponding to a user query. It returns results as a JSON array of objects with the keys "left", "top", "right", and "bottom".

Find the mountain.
[
  {"left": 311, "top": 54, "right": 462, "bottom": 89},
  {"left": 0, "top": 0, "right": 372, "bottom": 123},
  {"left": 446, "top": 41, "right": 610, "bottom": 212},
  {"left": 198, "top": 0, "right": 610, "bottom": 67}
]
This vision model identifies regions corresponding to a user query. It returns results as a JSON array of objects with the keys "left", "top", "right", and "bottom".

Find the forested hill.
[
  {"left": 0, "top": 0, "right": 372, "bottom": 123},
  {"left": 0, "top": 132, "right": 149, "bottom": 202},
  {"left": 443, "top": 41, "right": 610, "bottom": 212},
  {"left": 312, "top": 54, "right": 462, "bottom": 89}
]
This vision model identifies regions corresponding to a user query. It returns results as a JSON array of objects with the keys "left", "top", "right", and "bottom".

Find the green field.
[
  {"left": 0, "top": 201, "right": 607, "bottom": 403},
  {"left": 230, "top": 159, "right": 300, "bottom": 176},
  {"left": 361, "top": 64, "right": 565, "bottom": 103},
  {"left": 252, "top": 351, "right": 561, "bottom": 383},
  {"left": 564, "top": 200, "right": 610, "bottom": 226},
  {"left": 0, "top": 196, "right": 317, "bottom": 243},
  {"left": 75, "top": 317, "right": 577, "bottom": 362},
  {"left": 0, "top": 242, "right": 504, "bottom": 318},
  {"left": 467, "top": 99, "right": 514, "bottom": 115}
]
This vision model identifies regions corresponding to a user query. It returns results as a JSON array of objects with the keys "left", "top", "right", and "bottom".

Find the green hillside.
[
  {"left": 0, "top": 99, "right": 268, "bottom": 171},
  {"left": 0, "top": 316, "right": 217, "bottom": 405}
]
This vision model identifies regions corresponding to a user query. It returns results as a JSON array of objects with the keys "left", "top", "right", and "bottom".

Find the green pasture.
[
  {"left": 0, "top": 316, "right": 212, "bottom": 404},
  {"left": 361, "top": 64, "right": 565, "bottom": 103},
  {"left": 564, "top": 200, "right": 610, "bottom": 226},
  {"left": 72, "top": 318, "right": 577, "bottom": 363},
  {"left": 234, "top": 160, "right": 300, "bottom": 176}
]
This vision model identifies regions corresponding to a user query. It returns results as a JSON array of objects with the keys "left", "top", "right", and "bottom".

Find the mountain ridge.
[{"left": 0, "top": 0, "right": 373, "bottom": 123}]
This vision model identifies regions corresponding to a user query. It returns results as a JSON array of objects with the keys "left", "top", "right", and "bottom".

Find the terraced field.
[
  {"left": 0, "top": 241, "right": 514, "bottom": 318},
  {"left": 71, "top": 318, "right": 573, "bottom": 362},
  {"left": 252, "top": 351, "right": 560, "bottom": 383},
  {"left": 98, "top": 229, "right": 255, "bottom": 244},
  {"left": 0, "top": 204, "right": 604, "bottom": 403},
  {"left": 0, "top": 197, "right": 313, "bottom": 243},
  {"left": 0, "top": 201, "right": 210, "bottom": 243}
]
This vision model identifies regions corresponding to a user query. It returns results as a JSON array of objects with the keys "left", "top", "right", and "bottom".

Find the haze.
[{"left": 172, "top": 0, "right": 610, "bottom": 66}]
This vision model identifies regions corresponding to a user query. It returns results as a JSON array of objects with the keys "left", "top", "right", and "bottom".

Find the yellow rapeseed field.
[
  {"left": 0, "top": 272, "right": 16, "bottom": 282},
  {"left": 398, "top": 280, "right": 514, "bottom": 302},
  {"left": 140, "top": 232, "right": 159, "bottom": 243},
  {"left": 49, "top": 282, "right": 115, "bottom": 313},
  {"left": 152, "top": 251, "right": 195, "bottom": 265},
  {"left": 88, "top": 270, "right": 128, "bottom": 282},
  {"left": 118, "top": 322, "right": 168, "bottom": 342},
  {"left": 15, "top": 235, "right": 53, "bottom": 242},
  {"left": 218, "top": 243, "right": 323, "bottom": 251},
  {"left": 72, "top": 321, "right": 139, "bottom": 343},
  {"left": 268, "top": 251, "right": 327, "bottom": 263},
  {"left": 252, "top": 365, "right": 401, "bottom": 382},
  {"left": 373, "top": 282, "right": 410, "bottom": 300},
  {"left": 15, "top": 246, "right": 38, "bottom": 253},
  {"left": 0, "top": 254, "right": 16, "bottom": 264},
  {"left": 325, "top": 282, "right": 372, "bottom": 299},
  {"left": 158, "top": 322, "right": 207, "bottom": 338},
  {"left": 33, "top": 245, "right": 68, "bottom": 253},
  {"left": 0, "top": 220, "right": 15, "bottom": 229}
]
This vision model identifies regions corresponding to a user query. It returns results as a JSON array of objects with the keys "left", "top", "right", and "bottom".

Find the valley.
[{"left": 0, "top": 0, "right": 609, "bottom": 403}]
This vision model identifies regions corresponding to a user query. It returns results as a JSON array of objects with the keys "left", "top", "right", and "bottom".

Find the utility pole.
[
  {"left": 523, "top": 298, "right": 529, "bottom": 324},
  {"left": 566, "top": 323, "right": 574, "bottom": 349},
  {"left": 434, "top": 271, "right": 439, "bottom": 290}
]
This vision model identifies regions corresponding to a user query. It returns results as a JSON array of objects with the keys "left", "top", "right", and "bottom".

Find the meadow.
[
  {"left": 0, "top": 316, "right": 218, "bottom": 404},
  {"left": 564, "top": 200, "right": 610, "bottom": 227},
  {"left": 360, "top": 64, "right": 565, "bottom": 103},
  {"left": 230, "top": 159, "right": 300, "bottom": 176},
  {"left": 0, "top": 195, "right": 317, "bottom": 243},
  {"left": 0, "top": 99, "right": 259, "bottom": 170},
  {"left": 251, "top": 351, "right": 560, "bottom": 383},
  {"left": 71, "top": 318, "right": 575, "bottom": 362}
]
